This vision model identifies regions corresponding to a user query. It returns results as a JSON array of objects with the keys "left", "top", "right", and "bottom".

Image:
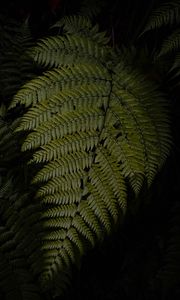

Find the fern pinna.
[{"left": 8, "top": 16, "right": 171, "bottom": 296}]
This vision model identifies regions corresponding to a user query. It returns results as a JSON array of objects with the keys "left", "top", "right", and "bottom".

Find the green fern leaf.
[{"left": 10, "top": 16, "right": 171, "bottom": 296}]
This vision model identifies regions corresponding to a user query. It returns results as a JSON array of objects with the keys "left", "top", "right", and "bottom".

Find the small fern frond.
[
  {"left": 143, "top": 1, "right": 180, "bottom": 33},
  {"left": 158, "top": 30, "right": 180, "bottom": 56}
]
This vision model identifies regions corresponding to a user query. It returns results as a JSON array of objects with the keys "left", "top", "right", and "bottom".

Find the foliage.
[
  {"left": 79, "top": 0, "right": 106, "bottom": 18},
  {"left": 143, "top": 0, "right": 180, "bottom": 32},
  {"left": 141, "top": 0, "right": 180, "bottom": 77},
  {"left": 0, "top": 105, "right": 43, "bottom": 299},
  {"left": 0, "top": 0, "right": 179, "bottom": 299},
  {"left": 0, "top": 15, "right": 33, "bottom": 104}
]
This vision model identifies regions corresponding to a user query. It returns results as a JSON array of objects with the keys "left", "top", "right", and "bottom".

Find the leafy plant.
[
  {"left": 141, "top": 0, "right": 180, "bottom": 75},
  {"left": 0, "top": 15, "right": 33, "bottom": 104},
  {"left": 0, "top": 1, "right": 178, "bottom": 298},
  {"left": 143, "top": 0, "right": 180, "bottom": 32},
  {"left": 0, "top": 14, "right": 170, "bottom": 298}
]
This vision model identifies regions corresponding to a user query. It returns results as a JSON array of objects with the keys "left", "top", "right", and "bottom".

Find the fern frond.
[
  {"left": 158, "top": 30, "right": 180, "bottom": 56},
  {"left": 143, "top": 1, "right": 180, "bottom": 33},
  {"left": 10, "top": 16, "right": 171, "bottom": 296}
]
